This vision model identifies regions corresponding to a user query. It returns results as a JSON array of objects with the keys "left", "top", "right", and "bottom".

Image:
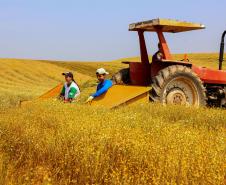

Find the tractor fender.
[{"left": 151, "top": 60, "right": 192, "bottom": 78}]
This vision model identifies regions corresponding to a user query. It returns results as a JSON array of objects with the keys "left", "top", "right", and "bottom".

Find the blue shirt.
[{"left": 92, "top": 79, "right": 113, "bottom": 98}]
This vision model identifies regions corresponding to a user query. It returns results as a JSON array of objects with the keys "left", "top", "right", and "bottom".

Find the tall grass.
[{"left": 0, "top": 101, "right": 225, "bottom": 184}]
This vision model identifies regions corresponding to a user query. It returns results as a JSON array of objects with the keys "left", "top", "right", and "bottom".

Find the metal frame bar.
[
  {"left": 138, "top": 31, "right": 149, "bottom": 65},
  {"left": 219, "top": 31, "right": 226, "bottom": 70},
  {"left": 156, "top": 29, "right": 172, "bottom": 60}
]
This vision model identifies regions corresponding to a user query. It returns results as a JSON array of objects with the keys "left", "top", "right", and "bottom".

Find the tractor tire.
[
  {"left": 150, "top": 65, "right": 206, "bottom": 106},
  {"left": 112, "top": 68, "right": 130, "bottom": 85}
]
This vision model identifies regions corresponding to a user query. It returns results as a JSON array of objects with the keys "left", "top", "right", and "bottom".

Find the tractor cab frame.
[
  {"left": 124, "top": 19, "right": 226, "bottom": 87},
  {"left": 124, "top": 19, "right": 205, "bottom": 85}
]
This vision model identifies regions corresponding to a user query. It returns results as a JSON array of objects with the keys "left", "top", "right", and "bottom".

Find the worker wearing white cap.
[{"left": 86, "top": 68, "right": 113, "bottom": 103}]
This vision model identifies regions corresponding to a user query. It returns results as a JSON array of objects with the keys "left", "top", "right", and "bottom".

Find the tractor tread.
[{"left": 150, "top": 65, "right": 207, "bottom": 106}]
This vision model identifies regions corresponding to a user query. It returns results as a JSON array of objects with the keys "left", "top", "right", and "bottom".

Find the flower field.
[{"left": 0, "top": 54, "right": 225, "bottom": 184}]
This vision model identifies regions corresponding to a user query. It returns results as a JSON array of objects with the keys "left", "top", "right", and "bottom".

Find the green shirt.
[{"left": 60, "top": 82, "right": 80, "bottom": 99}]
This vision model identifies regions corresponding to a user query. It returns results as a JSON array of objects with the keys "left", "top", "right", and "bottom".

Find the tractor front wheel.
[{"left": 150, "top": 65, "right": 206, "bottom": 106}]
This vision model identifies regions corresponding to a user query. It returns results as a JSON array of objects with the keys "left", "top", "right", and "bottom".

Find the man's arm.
[
  {"left": 152, "top": 51, "right": 163, "bottom": 62},
  {"left": 92, "top": 80, "right": 112, "bottom": 98},
  {"left": 60, "top": 86, "right": 65, "bottom": 96},
  {"left": 68, "top": 87, "right": 77, "bottom": 99}
]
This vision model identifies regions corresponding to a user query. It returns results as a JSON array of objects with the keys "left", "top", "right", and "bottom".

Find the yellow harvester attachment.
[
  {"left": 90, "top": 85, "right": 151, "bottom": 109},
  {"left": 38, "top": 83, "right": 63, "bottom": 99},
  {"left": 20, "top": 83, "right": 63, "bottom": 106},
  {"left": 20, "top": 84, "right": 151, "bottom": 108}
]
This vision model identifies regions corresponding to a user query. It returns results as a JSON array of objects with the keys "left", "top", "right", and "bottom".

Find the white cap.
[{"left": 96, "top": 68, "right": 109, "bottom": 75}]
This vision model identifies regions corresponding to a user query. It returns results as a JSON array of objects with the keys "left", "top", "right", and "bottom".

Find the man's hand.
[
  {"left": 86, "top": 96, "right": 94, "bottom": 103},
  {"left": 64, "top": 98, "right": 73, "bottom": 103},
  {"left": 156, "top": 52, "right": 163, "bottom": 61},
  {"left": 64, "top": 99, "right": 69, "bottom": 103},
  {"left": 58, "top": 95, "right": 64, "bottom": 101}
]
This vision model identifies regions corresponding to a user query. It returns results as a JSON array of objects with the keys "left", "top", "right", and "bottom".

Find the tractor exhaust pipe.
[{"left": 219, "top": 31, "right": 226, "bottom": 70}]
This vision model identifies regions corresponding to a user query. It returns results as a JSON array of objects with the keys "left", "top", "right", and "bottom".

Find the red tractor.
[
  {"left": 111, "top": 19, "right": 226, "bottom": 107},
  {"left": 21, "top": 19, "right": 226, "bottom": 108}
]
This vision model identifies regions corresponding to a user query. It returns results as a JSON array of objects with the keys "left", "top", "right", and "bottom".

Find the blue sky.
[{"left": 0, "top": 0, "right": 225, "bottom": 61}]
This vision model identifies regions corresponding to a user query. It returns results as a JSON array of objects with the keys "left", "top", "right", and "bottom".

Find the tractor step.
[{"left": 90, "top": 85, "right": 151, "bottom": 108}]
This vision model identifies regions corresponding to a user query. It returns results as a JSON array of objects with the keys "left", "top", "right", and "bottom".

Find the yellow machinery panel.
[
  {"left": 20, "top": 84, "right": 151, "bottom": 109},
  {"left": 90, "top": 85, "right": 151, "bottom": 108},
  {"left": 38, "top": 83, "right": 63, "bottom": 99},
  {"left": 20, "top": 83, "right": 63, "bottom": 106}
]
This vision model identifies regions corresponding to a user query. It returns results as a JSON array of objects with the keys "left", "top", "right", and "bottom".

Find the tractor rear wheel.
[
  {"left": 112, "top": 68, "right": 130, "bottom": 85},
  {"left": 150, "top": 65, "right": 206, "bottom": 106}
]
